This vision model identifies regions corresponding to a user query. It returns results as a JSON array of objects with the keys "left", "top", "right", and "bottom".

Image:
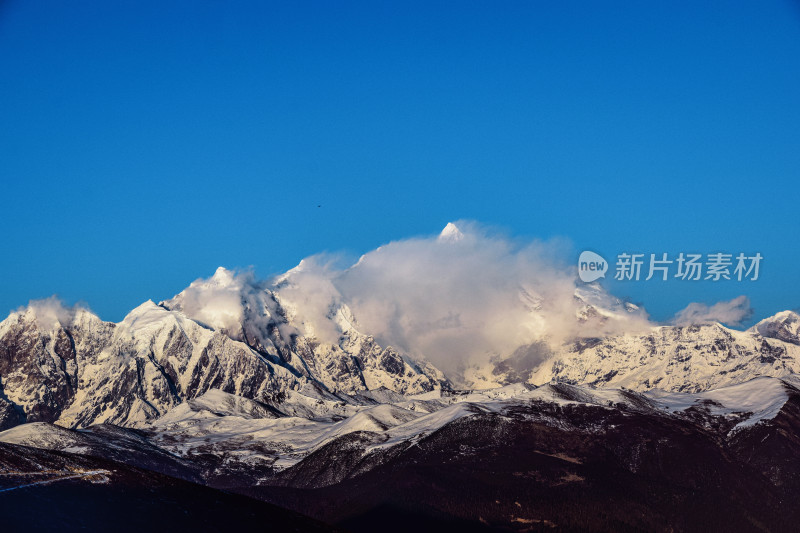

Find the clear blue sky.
[{"left": 1, "top": 1, "right": 799, "bottom": 323}]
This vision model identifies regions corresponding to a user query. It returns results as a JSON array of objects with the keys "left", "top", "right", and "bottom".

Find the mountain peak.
[
  {"left": 126, "top": 299, "right": 161, "bottom": 316},
  {"left": 438, "top": 222, "right": 464, "bottom": 242},
  {"left": 11, "top": 297, "right": 97, "bottom": 331},
  {"left": 210, "top": 266, "right": 236, "bottom": 285},
  {"left": 751, "top": 310, "right": 800, "bottom": 346}
]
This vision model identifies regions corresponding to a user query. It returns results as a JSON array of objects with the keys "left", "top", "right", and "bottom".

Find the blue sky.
[{"left": 1, "top": 1, "right": 799, "bottom": 324}]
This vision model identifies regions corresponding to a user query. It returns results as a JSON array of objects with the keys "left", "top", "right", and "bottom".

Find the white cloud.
[
  {"left": 20, "top": 296, "right": 86, "bottom": 331},
  {"left": 274, "top": 221, "right": 651, "bottom": 378},
  {"left": 165, "top": 267, "right": 294, "bottom": 348},
  {"left": 669, "top": 295, "right": 752, "bottom": 327},
  {"left": 273, "top": 257, "right": 347, "bottom": 343}
]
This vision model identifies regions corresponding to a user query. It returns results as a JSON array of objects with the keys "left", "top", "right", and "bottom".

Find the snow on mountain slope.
[
  {"left": 186, "top": 389, "right": 282, "bottom": 419},
  {"left": 162, "top": 266, "right": 447, "bottom": 396},
  {"left": 53, "top": 300, "right": 302, "bottom": 428},
  {"left": 647, "top": 375, "right": 800, "bottom": 430},
  {"left": 461, "top": 282, "right": 651, "bottom": 389},
  {"left": 0, "top": 421, "right": 95, "bottom": 453},
  {"left": 122, "top": 375, "right": 800, "bottom": 475},
  {"left": 2, "top": 374, "right": 796, "bottom": 495},
  {"left": 356, "top": 375, "right": 800, "bottom": 452},
  {"left": 143, "top": 399, "right": 479, "bottom": 473},
  {"left": 1, "top": 238, "right": 798, "bottom": 435},
  {"left": 438, "top": 222, "right": 465, "bottom": 242},
  {"left": 0, "top": 305, "right": 115, "bottom": 425},
  {"left": 751, "top": 310, "right": 800, "bottom": 346},
  {"left": 327, "top": 403, "right": 421, "bottom": 438},
  {"left": 525, "top": 322, "right": 800, "bottom": 393},
  {"left": 0, "top": 269, "right": 447, "bottom": 431},
  {"left": 145, "top": 404, "right": 346, "bottom": 473},
  {"left": 270, "top": 263, "right": 448, "bottom": 394},
  {"left": 0, "top": 420, "right": 201, "bottom": 481},
  {"left": 4, "top": 291, "right": 799, "bottom": 433}
]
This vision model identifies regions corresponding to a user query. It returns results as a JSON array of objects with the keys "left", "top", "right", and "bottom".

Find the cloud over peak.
[
  {"left": 149, "top": 222, "right": 764, "bottom": 382},
  {"left": 16, "top": 296, "right": 90, "bottom": 331}
]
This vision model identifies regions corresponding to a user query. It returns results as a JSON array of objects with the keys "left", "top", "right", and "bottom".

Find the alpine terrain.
[{"left": 2, "top": 225, "right": 799, "bottom": 532}]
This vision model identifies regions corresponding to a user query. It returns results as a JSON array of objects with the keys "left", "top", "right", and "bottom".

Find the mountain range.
[{"left": 2, "top": 224, "right": 799, "bottom": 531}]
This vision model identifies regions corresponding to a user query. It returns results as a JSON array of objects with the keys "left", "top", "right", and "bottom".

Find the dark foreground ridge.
[
  {"left": 239, "top": 398, "right": 800, "bottom": 532},
  {"left": 3, "top": 389, "right": 800, "bottom": 532},
  {"left": 0, "top": 442, "right": 339, "bottom": 532}
]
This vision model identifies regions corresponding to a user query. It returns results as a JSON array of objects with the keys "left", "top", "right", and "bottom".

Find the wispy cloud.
[
  {"left": 274, "top": 221, "right": 650, "bottom": 378},
  {"left": 18, "top": 296, "right": 88, "bottom": 330},
  {"left": 164, "top": 267, "right": 294, "bottom": 347},
  {"left": 669, "top": 295, "right": 752, "bottom": 327}
]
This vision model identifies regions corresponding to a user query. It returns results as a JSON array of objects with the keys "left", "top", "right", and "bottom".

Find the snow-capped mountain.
[
  {"left": 2, "top": 225, "right": 800, "bottom": 432},
  {"left": 126, "top": 375, "right": 800, "bottom": 480},
  {"left": 463, "top": 317, "right": 800, "bottom": 393},
  {"left": 0, "top": 268, "right": 447, "bottom": 430},
  {"left": 4, "top": 376, "right": 800, "bottom": 531},
  {"left": 751, "top": 310, "right": 800, "bottom": 345},
  {"left": 6, "top": 376, "right": 799, "bottom": 479},
  {"left": 162, "top": 265, "right": 445, "bottom": 395},
  {"left": 538, "top": 320, "right": 800, "bottom": 392},
  {"left": 3, "top": 232, "right": 800, "bottom": 531}
]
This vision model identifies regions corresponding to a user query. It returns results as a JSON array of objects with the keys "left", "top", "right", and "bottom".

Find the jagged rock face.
[
  {"left": 297, "top": 327, "right": 444, "bottom": 395},
  {"left": 751, "top": 310, "right": 800, "bottom": 346},
  {"left": 3, "top": 263, "right": 799, "bottom": 432},
  {"left": 0, "top": 398, "right": 24, "bottom": 431},
  {"left": 0, "top": 270, "right": 447, "bottom": 430},
  {"left": 51, "top": 302, "right": 310, "bottom": 429},
  {"left": 161, "top": 267, "right": 447, "bottom": 396},
  {"left": 0, "top": 309, "right": 114, "bottom": 424},
  {"left": 528, "top": 322, "right": 800, "bottom": 392}
]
